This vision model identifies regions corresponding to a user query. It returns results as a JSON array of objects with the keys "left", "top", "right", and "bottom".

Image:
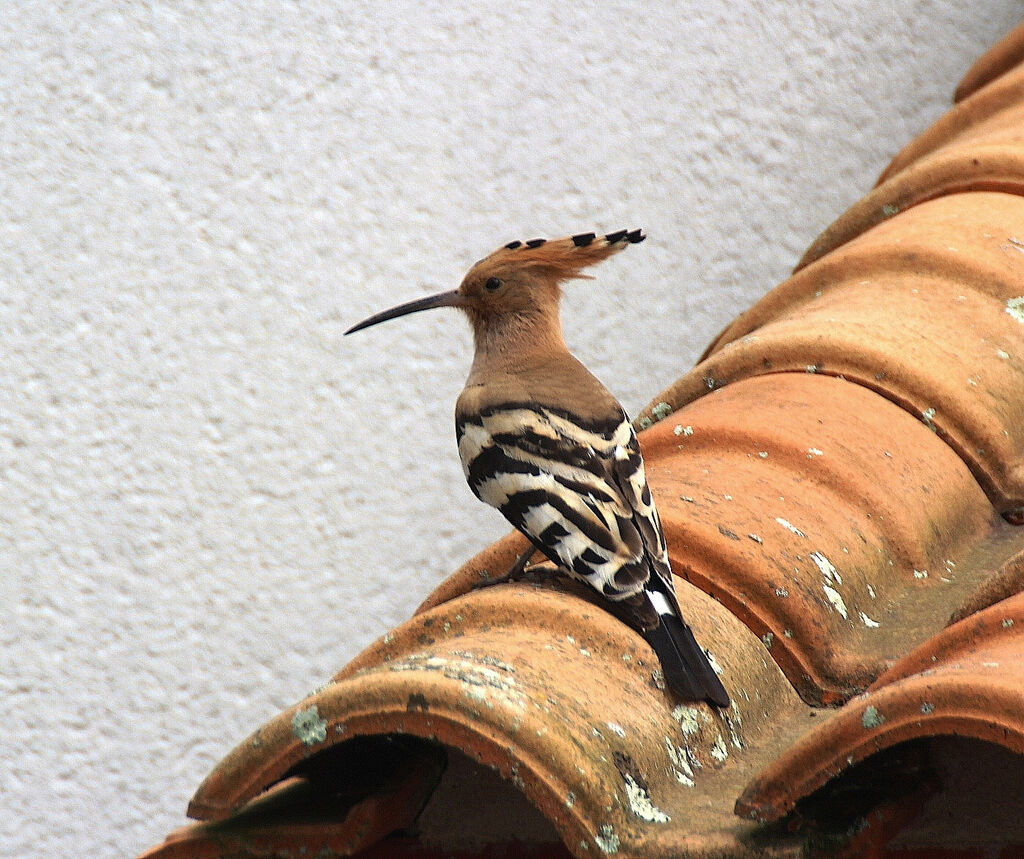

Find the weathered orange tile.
[
  {"left": 796, "top": 142, "right": 1024, "bottom": 270},
  {"left": 797, "top": 54, "right": 1024, "bottom": 269},
  {"left": 879, "top": 62, "right": 1024, "bottom": 186},
  {"left": 644, "top": 193, "right": 1024, "bottom": 521},
  {"left": 955, "top": 20, "right": 1024, "bottom": 102},
  {"left": 186, "top": 583, "right": 814, "bottom": 857},
  {"left": 140, "top": 760, "right": 441, "bottom": 858},
  {"left": 735, "top": 592, "right": 1024, "bottom": 824},
  {"left": 426, "top": 372, "right": 1001, "bottom": 706}
]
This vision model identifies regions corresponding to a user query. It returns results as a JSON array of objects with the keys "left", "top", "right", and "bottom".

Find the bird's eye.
[{"left": 484, "top": 276, "right": 502, "bottom": 292}]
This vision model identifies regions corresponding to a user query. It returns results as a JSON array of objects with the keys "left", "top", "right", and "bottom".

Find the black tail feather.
[{"left": 644, "top": 612, "right": 730, "bottom": 708}]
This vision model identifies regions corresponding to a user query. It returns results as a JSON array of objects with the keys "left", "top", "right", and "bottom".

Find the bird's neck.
[{"left": 467, "top": 308, "right": 569, "bottom": 381}]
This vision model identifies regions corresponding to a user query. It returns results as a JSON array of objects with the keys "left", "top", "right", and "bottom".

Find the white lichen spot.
[
  {"left": 680, "top": 495, "right": 696, "bottom": 503},
  {"left": 783, "top": 628, "right": 793, "bottom": 638},
  {"left": 823, "top": 583, "right": 849, "bottom": 619},
  {"left": 807, "top": 447, "right": 824, "bottom": 457},
  {"left": 637, "top": 416, "right": 653, "bottom": 430},
  {"left": 867, "top": 584, "right": 876, "bottom": 599},
  {"left": 383, "top": 632, "right": 395, "bottom": 645},
  {"left": 443, "top": 621, "right": 451, "bottom": 633},
  {"left": 606, "top": 722, "right": 627, "bottom": 738},
  {"left": 723, "top": 493, "right": 733, "bottom": 501},
  {"left": 622, "top": 774, "right": 671, "bottom": 823},
  {"left": 776, "top": 517, "right": 806, "bottom": 538},
  {"left": 1006, "top": 296, "right": 1024, "bottom": 324},
  {"left": 673, "top": 705, "right": 701, "bottom": 736},
  {"left": 921, "top": 407, "right": 937, "bottom": 431},
  {"left": 725, "top": 706, "right": 745, "bottom": 749},
  {"left": 920, "top": 702, "right": 934, "bottom": 714},
  {"left": 673, "top": 424, "right": 694, "bottom": 437},
  {"left": 749, "top": 533, "right": 763, "bottom": 544},
  {"left": 810, "top": 551, "right": 841, "bottom": 584},
  {"left": 762, "top": 632, "right": 774, "bottom": 649},
  {"left": 913, "top": 569, "right": 929, "bottom": 580},
  {"left": 705, "top": 650, "right": 724, "bottom": 676},
  {"left": 710, "top": 734, "right": 729, "bottom": 762},
  {"left": 622, "top": 652, "right": 633, "bottom": 662},
  {"left": 292, "top": 706, "right": 328, "bottom": 746},
  {"left": 305, "top": 681, "right": 333, "bottom": 699},
  {"left": 862, "top": 705, "right": 885, "bottom": 729},
  {"left": 567, "top": 791, "right": 576, "bottom": 807},
  {"left": 881, "top": 203, "right": 899, "bottom": 216},
  {"left": 389, "top": 654, "right": 525, "bottom": 711},
  {"left": 651, "top": 401, "right": 674, "bottom": 422},
  {"left": 997, "top": 349, "right": 1011, "bottom": 360},
  {"left": 758, "top": 451, "right": 769, "bottom": 458},
  {"left": 860, "top": 611, "right": 881, "bottom": 628},
  {"left": 566, "top": 634, "right": 577, "bottom": 645},
  {"left": 580, "top": 648, "right": 592, "bottom": 658},
  {"left": 775, "top": 587, "right": 789, "bottom": 597},
  {"left": 664, "top": 738, "right": 695, "bottom": 787},
  {"left": 1003, "top": 618, "right": 1015, "bottom": 628},
  {"left": 595, "top": 824, "right": 620, "bottom": 854}
]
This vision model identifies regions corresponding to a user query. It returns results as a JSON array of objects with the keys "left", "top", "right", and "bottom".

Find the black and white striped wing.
[{"left": 456, "top": 404, "right": 671, "bottom": 602}]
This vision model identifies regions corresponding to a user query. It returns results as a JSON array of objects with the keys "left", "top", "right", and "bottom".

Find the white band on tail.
[{"left": 648, "top": 590, "right": 675, "bottom": 618}]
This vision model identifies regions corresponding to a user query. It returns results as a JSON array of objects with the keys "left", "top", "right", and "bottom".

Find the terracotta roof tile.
[
  {"left": 878, "top": 62, "right": 1024, "bottom": 188},
  {"left": 955, "top": 20, "right": 1024, "bottom": 103},
  {"left": 180, "top": 583, "right": 815, "bottom": 856},
  {"left": 645, "top": 193, "right": 1024, "bottom": 520},
  {"left": 736, "top": 592, "right": 1024, "bottom": 824},
  {"left": 798, "top": 67, "right": 1024, "bottom": 269}
]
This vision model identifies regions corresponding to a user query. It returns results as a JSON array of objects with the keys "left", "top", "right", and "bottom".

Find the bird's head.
[{"left": 345, "top": 229, "right": 645, "bottom": 339}]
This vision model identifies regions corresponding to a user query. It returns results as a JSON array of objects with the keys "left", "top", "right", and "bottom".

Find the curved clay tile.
[
  {"left": 797, "top": 132, "right": 1024, "bottom": 270},
  {"left": 647, "top": 193, "right": 1024, "bottom": 521},
  {"left": 955, "top": 20, "right": 1024, "bottom": 103},
  {"left": 177, "top": 584, "right": 816, "bottom": 857},
  {"left": 426, "top": 372, "right": 999, "bottom": 707},
  {"left": 735, "top": 591, "right": 1024, "bottom": 824},
  {"left": 796, "top": 52, "right": 1024, "bottom": 269},
  {"left": 878, "top": 62, "right": 1024, "bottom": 187}
]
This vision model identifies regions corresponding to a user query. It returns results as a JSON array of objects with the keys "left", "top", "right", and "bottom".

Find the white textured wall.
[{"left": 2, "top": 2, "right": 1018, "bottom": 855}]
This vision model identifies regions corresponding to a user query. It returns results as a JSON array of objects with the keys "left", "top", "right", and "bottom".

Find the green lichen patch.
[{"left": 292, "top": 705, "right": 328, "bottom": 746}]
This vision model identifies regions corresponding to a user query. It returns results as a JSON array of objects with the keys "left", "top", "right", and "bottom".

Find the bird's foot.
[{"left": 473, "top": 546, "right": 563, "bottom": 589}]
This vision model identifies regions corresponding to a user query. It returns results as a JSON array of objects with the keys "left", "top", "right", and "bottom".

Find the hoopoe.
[{"left": 347, "top": 230, "right": 729, "bottom": 707}]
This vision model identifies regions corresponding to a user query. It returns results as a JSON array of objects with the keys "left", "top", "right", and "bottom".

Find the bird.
[{"left": 346, "top": 229, "right": 729, "bottom": 707}]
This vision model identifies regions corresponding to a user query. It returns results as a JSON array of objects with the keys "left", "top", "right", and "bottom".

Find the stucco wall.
[{"left": 2, "top": 3, "right": 1019, "bottom": 855}]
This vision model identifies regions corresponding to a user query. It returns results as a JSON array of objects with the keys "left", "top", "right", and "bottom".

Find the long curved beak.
[{"left": 345, "top": 289, "right": 466, "bottom": 335}]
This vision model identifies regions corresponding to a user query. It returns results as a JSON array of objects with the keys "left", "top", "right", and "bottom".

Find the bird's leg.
[
  {"left": 474, "top": 546, "right": 564, "bottom": 589},
  {"left": 505, "top": 544, "right": 537, "bottom": 579}
]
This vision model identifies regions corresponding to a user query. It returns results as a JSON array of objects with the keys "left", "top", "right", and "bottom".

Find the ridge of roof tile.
[
  {"left": 184, "top": 583, "right": 814, "bottom": 857},
  {"left": 955, "top": 20, "right": 1024, "bottom": 102},
  {"left": 645, "top": 193, "right": 1024, "bottom": 520},
  {"left": 736, "top": 592, "right": 1024, "bottom": 824}
]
